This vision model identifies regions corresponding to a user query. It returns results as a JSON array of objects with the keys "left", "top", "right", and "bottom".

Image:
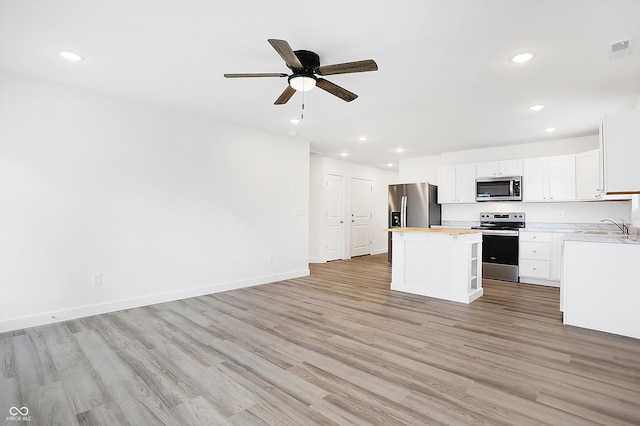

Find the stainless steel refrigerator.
[{"left": 388, "top": 182, "right": 441, "bottom": 265}]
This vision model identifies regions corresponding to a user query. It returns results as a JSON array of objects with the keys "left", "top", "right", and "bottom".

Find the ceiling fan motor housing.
[
  {"left": 288, "top": 50, "right": 320, "bottom": 91},
  {"left": 291, "top": 50, "right": 320, "bottom": 73}
]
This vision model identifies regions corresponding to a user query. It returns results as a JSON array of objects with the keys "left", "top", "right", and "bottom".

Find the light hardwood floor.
[{"left": 2, "top": 254, "right": 640, "bottom": 425}]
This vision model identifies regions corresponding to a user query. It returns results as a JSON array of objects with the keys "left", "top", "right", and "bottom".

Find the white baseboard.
[
  {"left": 0, "top": 268, "right": 310, "bottom": 333},
  {"left": 519, "top": 277, "right": 560, "bottom": 287},
  {"left": 308, "top": 256, "right": 326, "bottom": 264},
  {"left": 372, "top": 248, "right": 388, "bottom": 255}
]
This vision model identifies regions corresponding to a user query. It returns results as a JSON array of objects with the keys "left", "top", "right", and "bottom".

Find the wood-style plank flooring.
[{"left": 2, "top": 254, "right": 640, "bottom": 425}]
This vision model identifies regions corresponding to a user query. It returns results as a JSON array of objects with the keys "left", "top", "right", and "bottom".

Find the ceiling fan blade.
[
  {"left": 274, "top": 85, "right": 296, "bottom": 105},
  {"left": 316, "top": 78, "right": 358, "bottom": 102},
  {"left": 224, "top": 73, "right": 288, "bottom": 78},
  {"left": 268, "top": 39, "right": 303, "bottom": 69},
  {"left": 317, "top": 59, "right": 378, "bottom": 76}
]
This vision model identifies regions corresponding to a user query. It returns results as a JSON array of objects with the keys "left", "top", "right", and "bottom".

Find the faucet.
[{"left": 600, "top": 217, "right": 630, "bottom": 235}]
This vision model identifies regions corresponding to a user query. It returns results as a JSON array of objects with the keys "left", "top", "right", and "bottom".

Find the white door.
[
  {"left": 350, "top": 177, "right": 372, "bottom": 257},
  {"left": 325, "top": 173, "right": 344, "bottom": 261}
]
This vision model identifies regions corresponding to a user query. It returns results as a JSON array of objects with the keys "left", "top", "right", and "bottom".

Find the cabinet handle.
[
  {"left": 533, "top": 250, "right": 537, "bottom": 253},
  {"left": 533, "top": 268, "right": 537, "bottom": 270}
]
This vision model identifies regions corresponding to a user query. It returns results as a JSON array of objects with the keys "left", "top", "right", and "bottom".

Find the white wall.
[
  {"left": 399, "top": 135, "right": 630, "bottom": 224},
  {"left": 309, "top": 157, "right": 397, "bottom": 262},
  {"left": 0, "top": 71, "right": 310, "bottom": 332},
  {"left": 397, "top": 155, "right": 440, "bottom": 184},
  {"left": 441, "top": 135, "right": 599, "bottom": 165},
  {"left": 399, "top": 135, "right": 599, "bottom": 183}
]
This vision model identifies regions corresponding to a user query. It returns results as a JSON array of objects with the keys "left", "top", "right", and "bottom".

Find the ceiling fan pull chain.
[{"left": 301, "top": 90, "right": 305, "bottom": 120}]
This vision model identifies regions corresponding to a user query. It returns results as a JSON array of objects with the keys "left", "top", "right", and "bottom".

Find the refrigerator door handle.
[{"left": 401, "top": 196, "right": 407, "bottom": 228}]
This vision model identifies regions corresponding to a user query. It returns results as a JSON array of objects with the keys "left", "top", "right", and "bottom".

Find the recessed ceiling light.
[
  {"left": 289, "top": 118, "right": 300, "bottom": 124},
  {"left": 59, "top": 51, "right": 83, "bottom": 62},
  {"left": 528, "top": 104, "right": 545, "bottom": 111},
  {"left": 358, "top": 136, "right": 367, "bottom": 142},
  {"left": 544, "top": 127, "right": 556, "bottom": 133},
  {"left": 387, "top": 162, "right": 394, "bottom": 167},
  {"left": 396, "top": 148, "right": 405, "bottom": 153},
  {"left": 511, "top": 52, "right": 535, "bottom": 63},
  {"left": 340, "top": 152, "right": 348, "bottom": 157}
]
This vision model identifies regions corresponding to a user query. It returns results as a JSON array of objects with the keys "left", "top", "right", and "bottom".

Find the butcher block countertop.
[{"left": 387, "top": 227, "right": 482, "bottom": 235}]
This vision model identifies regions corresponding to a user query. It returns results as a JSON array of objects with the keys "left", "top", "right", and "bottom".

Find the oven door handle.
[{"left": 482, "top": 230, "right": 519, "bottom": 236}]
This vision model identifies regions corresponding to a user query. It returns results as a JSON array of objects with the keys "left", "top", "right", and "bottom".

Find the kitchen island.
[
  {"left": 561, "top": 232, "right": 640, "bottom": 339},
  {"left": 388, "top": 227, "right": 483, "bottom": 304}
]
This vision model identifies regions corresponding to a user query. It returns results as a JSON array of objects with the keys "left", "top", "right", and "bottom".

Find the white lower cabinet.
[
  {"left": 520, "top": 259, "right": 550, "bottom": 279},
  {"left": 519, "top": 231, "right": 560, "bottom": 287}
]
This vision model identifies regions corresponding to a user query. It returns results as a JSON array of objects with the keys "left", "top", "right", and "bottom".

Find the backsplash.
[{"left": 441, "top": 200, "right": 631, "bottom": 224}]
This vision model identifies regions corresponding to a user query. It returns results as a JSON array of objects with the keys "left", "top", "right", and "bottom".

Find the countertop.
[
  {"left": 387, "top": 227, "right": 482, "bottom": 235},
  {"left": 562, "top": 233, "right": 640, "bottom": 245}
]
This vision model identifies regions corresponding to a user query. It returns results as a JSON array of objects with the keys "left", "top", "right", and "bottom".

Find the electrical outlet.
[
  {"left": 91, "top": 273, "right": 102, "bottom": 286},
  {"left": 267, "top": 254, "right": 274, "bottom": 263},
  {"left": 557, "top": 211, "right": 564, "bottom": 218}
]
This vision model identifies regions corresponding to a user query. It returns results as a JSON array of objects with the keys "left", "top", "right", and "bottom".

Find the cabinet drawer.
[
  {"left": 520, "top": 259, "right": 550, "bottom": 279},
  {"left": 519, "top": 232, "right": 552, "bottom": 243},
  {"left": 520, "top": 242, "right": 551, "bottom": 260}
]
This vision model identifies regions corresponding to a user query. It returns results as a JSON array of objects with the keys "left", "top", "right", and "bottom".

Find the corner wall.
[{"left": 0, "top": 71, "right": 310, "bottom": 332}]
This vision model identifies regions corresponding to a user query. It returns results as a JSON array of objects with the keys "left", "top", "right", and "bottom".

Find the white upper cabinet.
[
  {"left": 523, "top": 155, "right": 576, "bottom": 202},
  {"left": 575, "top": 149, "right": 603, "bottom": 200},
  {"left": 601, "top": 110, "right": 640, "bottom": 193},
  {"left": 523, "top": 158, "right": 547, "bottom": 201},
  {"left": 438, "top": 164, "right": 476, "bottom": 204},
  {"left": 549, "top": 155, "right": 577, "bottom": 201},
  {"left": 475, "top": 160, "right": 523, "bottom": 178}
]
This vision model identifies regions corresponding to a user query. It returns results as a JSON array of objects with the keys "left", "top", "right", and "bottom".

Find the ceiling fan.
[{"left": 224, "top": 39, "right": 378, "bottom": 104}]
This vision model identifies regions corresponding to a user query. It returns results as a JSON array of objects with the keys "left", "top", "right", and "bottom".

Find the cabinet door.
[
  {"left": 475, "top": 162, "right": 498, "bottom": 178},
  {"left": 548, "top": 155, "right": 576, "bottom": 201},
  {"left": 523, "top": 158, "right": 548, "bottom": 201},
  {"left": 437, "top": 166, "right": 456, "bottom": 204},
  {"left": 602, "top": 111, "right": 640, "bottom": 193},
  {"left": 498, "top": 160, "right": 522, "bottom": 177},
  {"left": 576, "top": 150, "right": 602, "bottom": 200},
  {"left": 455, "top": 164, "right": 477, "bottom": 203}
]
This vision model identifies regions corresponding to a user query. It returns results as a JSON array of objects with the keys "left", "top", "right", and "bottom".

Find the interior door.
[
  {"left": 325, "top": 173, "right": 344, "bottom": 261},
  {"left": 350, "top": 177, "right": 372, "bottom": 257}
]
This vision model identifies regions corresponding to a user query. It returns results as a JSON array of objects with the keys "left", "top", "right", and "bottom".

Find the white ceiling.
[{"left": 2, "top": 0, "right": 640, "bottom": 170}]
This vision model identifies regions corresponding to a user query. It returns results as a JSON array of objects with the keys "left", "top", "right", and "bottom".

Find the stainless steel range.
[{"left": 472, "top": 212, "right": 525, "bottom": 282}]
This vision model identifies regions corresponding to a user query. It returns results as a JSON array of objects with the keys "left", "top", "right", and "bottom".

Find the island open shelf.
[{"left": 388, "top": 227, "right": 483, "bottom": 304}]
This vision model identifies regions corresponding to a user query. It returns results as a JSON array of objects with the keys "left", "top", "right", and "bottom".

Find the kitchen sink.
[{"left": 573, "top": 230, "right": 624, "bottom": 235}]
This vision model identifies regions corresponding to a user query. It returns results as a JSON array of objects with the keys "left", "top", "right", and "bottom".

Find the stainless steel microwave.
[{"left": 476, "top": 176, "right": 522, "bottom": 201}]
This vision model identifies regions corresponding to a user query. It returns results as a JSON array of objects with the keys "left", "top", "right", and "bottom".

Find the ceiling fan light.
[{"left": 289, "top": 75, "right": 317, "bottom": 92}]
